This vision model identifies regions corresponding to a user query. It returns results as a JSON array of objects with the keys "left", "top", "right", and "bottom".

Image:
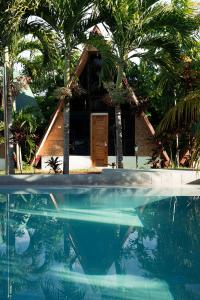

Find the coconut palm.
[{"left": 97, "top": 0, "right": 199, "bottom": 168}]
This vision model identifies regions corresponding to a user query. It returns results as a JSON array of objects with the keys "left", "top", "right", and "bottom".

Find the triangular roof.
[
  {"left": 49, "top": 191, "right": 137, "bottom": 275},
  {"left": 68, "top": 222, "right": 129, "bottom": 275},
  {"left": 33, "top": 26, "right": 170, "bottom": 164},
  {"left": 15, "top": 85, "right": 40, "bottom": 112},
  {"left": 13, "top": 73, "right": 42, "bottom": 112},
  {"left": 1, "top": 76, "right": 41, "bottom": 113}
]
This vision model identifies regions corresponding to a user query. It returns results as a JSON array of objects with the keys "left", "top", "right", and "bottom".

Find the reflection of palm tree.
[
  {"left": 4, "top": 193, "right": 87, "bottom": 300},
  {"left": 0, "top": 194, "right": 64, "bottom": 299},
  {"left": 1, "top": 189, "right": 162, "bottom": 300},
  {"left": 126, "top": 197, "right": 200, "bottom": 300}
]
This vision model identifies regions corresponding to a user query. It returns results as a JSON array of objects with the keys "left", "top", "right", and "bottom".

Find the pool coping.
[
  {"left": 0, "top": 184, "right": 200, "bottom": 197},
  {"left": 0, "top": 169, "right": 200, "bottom": 186}
]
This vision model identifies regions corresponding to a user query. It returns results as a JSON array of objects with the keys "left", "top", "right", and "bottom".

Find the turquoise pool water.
[{"left": 0, "top": 187, "right": 200, "bottom": 300}]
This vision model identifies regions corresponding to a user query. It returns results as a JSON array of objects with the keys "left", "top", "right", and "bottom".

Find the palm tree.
[
  {"left": 11, "top": 0, "right": 101, "bottom": 174},
  {"left": 157, "top": 89, "right": 200, "bottom": 163},
  {"left": 156, "top": 37, "right": 200, "bottom": 165},
  {"left": 0, "top": 28, "right": 55, "bottom": 172},
  {"left": 0, "top": 0, "right": 41, "bottom": 174},
  {"left": 98, "top": 0, "right": 198, "bottom": 168},
  {"left": 0, "top": 0, "right": 16, "bottom": 174}
]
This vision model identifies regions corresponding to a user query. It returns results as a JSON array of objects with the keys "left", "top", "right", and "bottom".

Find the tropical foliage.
[{"left": 97, "top": 0, "right": 199, "bottom": 167}]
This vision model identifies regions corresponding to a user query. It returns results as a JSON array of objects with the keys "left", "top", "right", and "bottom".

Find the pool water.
[{"left": 0, "top": 187, "right": 200, "bottom": 300}]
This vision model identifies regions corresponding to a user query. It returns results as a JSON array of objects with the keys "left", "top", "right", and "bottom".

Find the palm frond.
[
  {"left": 157, "top": 90, "right": 200, "bottom": 134},
  {"left": 19, "top": 18, "right": 59, "bottom": 64},
  {"left": 16, "top": 39, "right": 44, "bottom": 56},
  {"left": 137, "top": 34, "right": 181, "bottom": 62}
]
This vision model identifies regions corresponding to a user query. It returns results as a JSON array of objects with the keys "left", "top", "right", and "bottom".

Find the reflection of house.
[
  {"left": 68, "top": 219, "right": 130, "bottom": 275},
  {"left": 0, "top": 77, "right": 40, "bottom": 170},
  {"left": 61, "top": 193, "right": 141, "bottom": 274},
  {"left": 34, "top": 28, "right": 169, "bottom": 170},
  {"left": 51, "top": 190, "right": 173, "bottom": 300}
]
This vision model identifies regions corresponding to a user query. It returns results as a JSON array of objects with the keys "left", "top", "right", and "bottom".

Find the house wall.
[
  {"left": 0, "top": 144, "right": 5, "bottom": 158},
  {"left": 39, "top": 111, "right": 155, "bottom": 168},
  {"left": 40, "top": 112, "right": 156, "bottom": 157},
  {"left": 108, "top": 156, "right": 151, "bottom": 169},
  {"left": 41, "top": 155, "right": 92, "bottom": 170},
  {"left": 40, "top": 112, "right": 64, "bottom": 156},
  {"left": 135, "top": 114, "right": 156, "bottom": 156}
]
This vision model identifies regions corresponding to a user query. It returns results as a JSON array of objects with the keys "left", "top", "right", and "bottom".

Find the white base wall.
[
  {"left": 41, "top": 156, "right": 93, "bottom": 171},
  {"left": 108, "top": 156, "right": 151, "bottom": 169},
  {"left": 41, "top": 155, "right": 151, "bottom": 170},
  {"left": 0, "top": 159, "right": 5, "bottom": 170}
]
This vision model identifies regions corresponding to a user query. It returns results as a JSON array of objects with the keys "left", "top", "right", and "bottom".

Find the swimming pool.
[{"left": 0, "top": 186, "right": 200, "bottom": 300}]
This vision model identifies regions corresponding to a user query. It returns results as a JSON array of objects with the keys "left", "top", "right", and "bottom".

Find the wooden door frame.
[{"left": 90, "top": 113, "right": 108, "bottom": 167}]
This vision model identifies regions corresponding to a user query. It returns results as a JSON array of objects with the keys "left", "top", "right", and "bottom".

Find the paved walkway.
[{"left": 0, "top": 169, "right": 199, "bottom": 186}]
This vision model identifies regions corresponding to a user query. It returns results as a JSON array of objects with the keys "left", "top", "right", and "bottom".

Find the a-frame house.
[{"left": 34, "top": 27, "right": 170, "bottom": 170}]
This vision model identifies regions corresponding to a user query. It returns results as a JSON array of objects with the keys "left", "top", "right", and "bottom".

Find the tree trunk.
[
  {"left": 5, "top": 194, "right": 13, "bottom": 299},
  {"left": 115, "top": 63, "right": 124, "bottom": 168},
  {"left": 16, "top": 144, "right": 23, "bottom": 173},
  {"left": 174, "top": 96, "right": 179, "bottom": 168},
  {"left": 3, "top": 47, "right": 15, "bottom": 175},
  {"left": 63, "top": 54, "right": 71, "bottom": 174},
  {"left": 13, "top": 89, "right": 21, "bottom": 172},
  {"left": 115, "top": 104, "right": 123, "bottom": 168},
  {"left": 63, "top": 99, "right": 70, "bottom": 174},
  {"left": 16, "top": 143, "right": 20, "bottom": 171}
]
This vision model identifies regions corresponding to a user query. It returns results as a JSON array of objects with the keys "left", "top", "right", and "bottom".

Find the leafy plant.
[{"left": 45, "top": 157, "right": 62, "bottom": 174}]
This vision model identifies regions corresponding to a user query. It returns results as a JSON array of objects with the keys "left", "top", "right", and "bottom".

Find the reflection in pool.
[{"left": 0, "top": 187, "right": 200, "bottom": 299}]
